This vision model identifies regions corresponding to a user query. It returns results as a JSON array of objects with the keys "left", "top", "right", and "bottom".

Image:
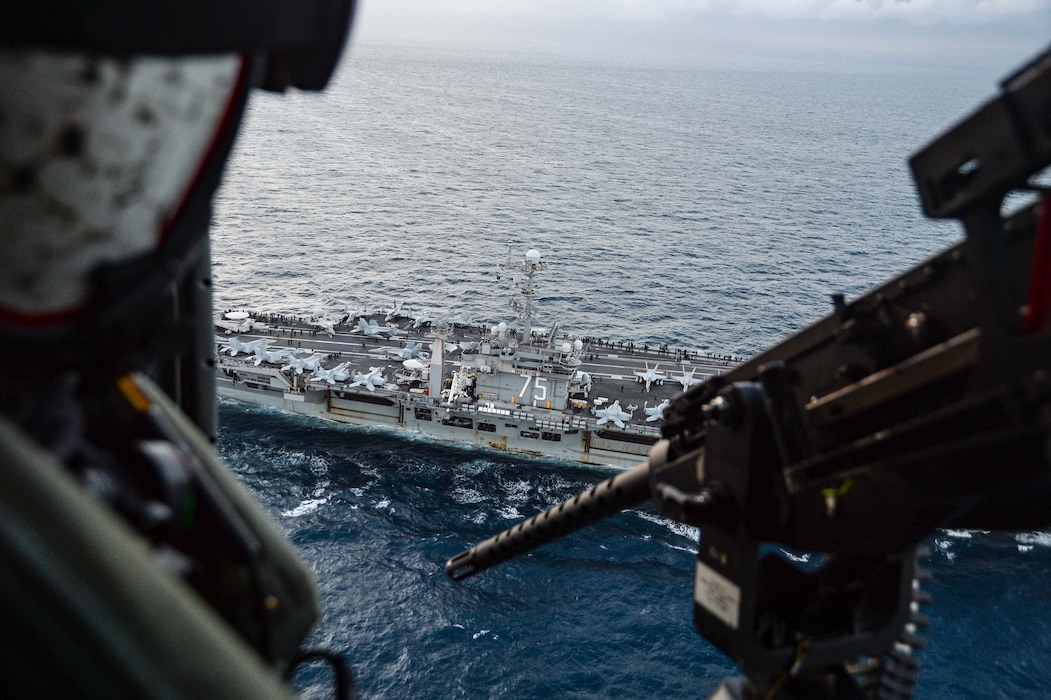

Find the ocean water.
[{"left": 212, "top": 42, "right": 1051, "bottom": 697}]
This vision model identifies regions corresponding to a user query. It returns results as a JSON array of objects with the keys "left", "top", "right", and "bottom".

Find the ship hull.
[{"left": 217, "top": 370, "right": 655, "bottom": 468}]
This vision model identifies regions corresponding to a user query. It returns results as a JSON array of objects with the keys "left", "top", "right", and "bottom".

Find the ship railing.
[
  {"left": 583, "top": 418, "right": 662, "bottom": 439},
  {"left": 443, "top": 401, "right": 662, "bottom": 437},
  {"left": 459, "top": 403, "right": 534, "bottom": 422},
  {"left": 569, "top": 416, "right": 590, "bottom": 430}
]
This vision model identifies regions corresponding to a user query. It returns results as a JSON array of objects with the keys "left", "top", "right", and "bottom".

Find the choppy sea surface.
[{"left": 212, "top": 42, "right": 1051, "bottom": 697}]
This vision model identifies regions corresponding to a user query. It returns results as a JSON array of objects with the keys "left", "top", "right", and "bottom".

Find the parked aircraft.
[
  {"left": 348, "top": 366, "right": 387, "bottom": 392},
  {"left": 309, "top": 318, "right": 336, "bottom": 336},
  {"left": 676, "top": 368, "right": 703, "bottom": 391},
  {"left": 447, "top": 310, "right": 474, "bottom": 326},
  {"left": 281, "top": 353, "right": 328, "bottom": 374},
  {"left": 411, "top": 312, "right": 435, "bottom": 329},
  {"left": 633, "top": 363, "right": 667, "bottom": 392},
  {"left": 311, "top": 362, "right": 352, "bottom": 385},
  {"left": 352, "top": 318, "right": 408, "bottom": 338},
  {"left": 382, "top": 301, "right": 406, "bottom": 322},
  {"left": 325, "top": 299, "right": 369, "bottom": 321},
  {"left": 254, "top": 348, "right": 293, "bottom": 366},
  {"left": 224, "top": 337, "right": 270, "bottom": 357},
  {"left": 644, "top": 399, "right": 671, "bottom": 422},
  {"left": 368, "top": 342, "right": 428, "bottom": 360},
  {"left": 593, "top": 400, "right": 633, "bottom": 429}
]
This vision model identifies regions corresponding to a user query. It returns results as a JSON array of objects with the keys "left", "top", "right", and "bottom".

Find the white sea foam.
[
  {"left": 308, "top": 454, "right": 330, "bottom": 476},
  {"left": 282, "top": 497, "right": 327, "bottom": 517},
  {"left": 933, "top": 539, "right": 956, "bottom": 561},
  {"left": 780, "top": 550, "right": 811, "bottom": 564},
  {"left": 535, "top": 474, "right": 588, "bottom": 501},
  {"left": 1015, "top": 531, "right": 1051, "bottom": 548},
  {"left": 451, "top": 486, "right": 484, "bottom": 504},
  {"left": 500, "top": 478, "right": 534, "bottom": 507},
  {"left": 633, "top": 510, "right": 699, "bottom": 544},
  {"left": 495, "top": 505, "right": 524, "bottom": 521}
]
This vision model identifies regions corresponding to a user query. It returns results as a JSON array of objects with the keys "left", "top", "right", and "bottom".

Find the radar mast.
[{"left": 506, "top": 246, "right": 544, "bottom": 344}]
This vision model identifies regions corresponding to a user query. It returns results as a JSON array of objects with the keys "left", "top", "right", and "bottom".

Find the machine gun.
[{"left": 446, "top": 46, "right": 1051, "bottom": 699}]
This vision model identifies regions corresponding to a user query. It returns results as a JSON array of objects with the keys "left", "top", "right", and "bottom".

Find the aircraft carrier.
[{"left": 215, "top": 250, "right": 743, "bottom": 468}]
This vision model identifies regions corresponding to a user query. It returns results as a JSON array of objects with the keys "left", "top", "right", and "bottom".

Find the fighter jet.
[
  {"left": 446, "top": 310, "right": 474, "bottom": 326},
  {"left": 368, "top": 342, "right": 428, "bottom": 360},
  {"left": 644, "top": 399, "right": 671, "bottom": 422},
  {"left": 593, "top": 400, "right": 632, "bottom": 429},
  {"left": 676, "top": 368, "right": 703, "bottom": 392},
  {"left": 352, "top": 318, "right": 408, "bottom": 338},
  {"left": 325, "top": 299, "right": 369, "bottom": 321},
  {"left": 308, "top": 318, "right": 336, "bottom": 336},
  {"left": 633, "top": 363, "right": 667, "bottom": 392},
  {"left": 411, "top": 312, "right": 436, "bottom": 329},
  {"left": 281, "top": 353, "right": 328, "bottom": 375},
  {"left": 311, "top": 362, "right": 352, "bottom": 385},
  {"left": 348, "top": 366, "right": 387, "bottom": 392},
  {"left": 225, "top": 337, "right": 270, "bottom": 357},
  {"left": 382, "top": 301, "right": 406, "bottom": 322},
  {"left": 254, "top": 347, "right": 293, "bottom": 366}
]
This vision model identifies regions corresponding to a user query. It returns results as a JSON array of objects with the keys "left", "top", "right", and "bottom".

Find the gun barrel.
[{"left": 445, "top": 461, "right": 651, "bottom": 580}]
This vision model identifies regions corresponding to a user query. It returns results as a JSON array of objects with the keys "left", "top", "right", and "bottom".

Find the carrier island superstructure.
[{"left": 215, "top": 250, "right": 742, "bottom": 468}]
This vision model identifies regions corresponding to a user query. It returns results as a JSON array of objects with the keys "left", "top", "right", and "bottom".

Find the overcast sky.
[{"left": 351, "top": 0, "right": 1051, "bottom": 72}]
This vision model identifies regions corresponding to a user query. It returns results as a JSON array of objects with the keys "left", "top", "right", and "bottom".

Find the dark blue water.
[{"left": 212, "top": 42, "right": 1051, "bottom": 697}]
